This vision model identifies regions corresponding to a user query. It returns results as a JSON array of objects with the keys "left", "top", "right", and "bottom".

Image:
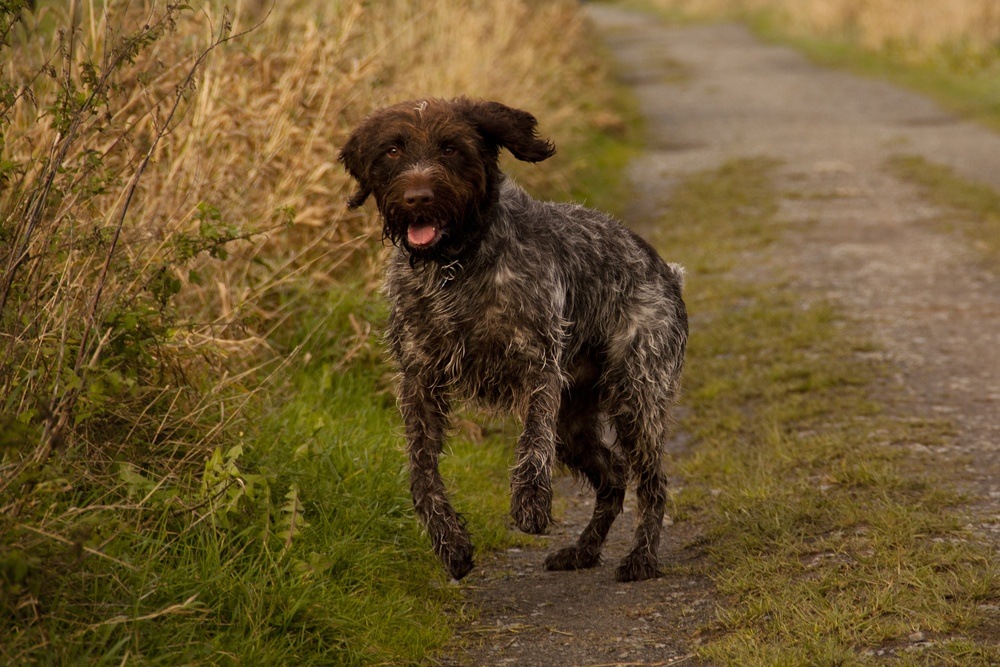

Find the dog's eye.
[
  {"left": 441, "top": 145, "right": 456, "bottom": 157},
  {"left": 387, "top": 146, "right": 401, "bottom": 158}
]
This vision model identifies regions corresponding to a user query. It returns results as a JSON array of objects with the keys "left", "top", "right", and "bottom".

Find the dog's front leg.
[
  {"left": 400, "top": 375, "right": 474, "bottom": 580},
  {"left": 509, "top": 372, "right": 560, "bottom": 534}
]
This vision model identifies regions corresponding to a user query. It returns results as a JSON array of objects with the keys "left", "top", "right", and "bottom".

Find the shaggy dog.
[{"left": 339, "top": 98, "right": 687, "bottom": 582}]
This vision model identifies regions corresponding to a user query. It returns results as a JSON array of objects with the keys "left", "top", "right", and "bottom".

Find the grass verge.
[
  {"left": 220, "top": 289, "right": 522, "bottom": 664},
  {"left": 887, "top": 154, "right": 1000, "bottom": 266},
  {"left": 652, "top": 158, "right": 1000, "bottom": 664},
  {"left": 1, "top": 284, "right": 522, "bottom": 665}
]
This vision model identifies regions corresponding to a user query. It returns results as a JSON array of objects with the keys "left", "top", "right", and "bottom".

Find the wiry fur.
[{"left": 339, "top": 97, "right": 688, "bottom": 582}]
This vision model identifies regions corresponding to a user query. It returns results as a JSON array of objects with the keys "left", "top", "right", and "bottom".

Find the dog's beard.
[{"left": 381, "top": 202, "right": 485, "bottom": 266}]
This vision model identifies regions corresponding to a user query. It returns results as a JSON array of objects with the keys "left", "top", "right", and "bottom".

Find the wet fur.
[{"left": 339, "top": 97, "right": 688, "bottom": 582}]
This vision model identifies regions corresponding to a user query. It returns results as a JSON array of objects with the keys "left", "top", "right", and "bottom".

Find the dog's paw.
[
  {"left": 441, "top": 541, "right": 475, "bottom": 581},
  {"left": 614, "top": 551, "right": 661, "bottom": 582},
  {"left": 510, "top": 485, "right": 551, "bottom": 534},
  {"left": 544, "top": 545, "right": 601, "bottom": 571}
]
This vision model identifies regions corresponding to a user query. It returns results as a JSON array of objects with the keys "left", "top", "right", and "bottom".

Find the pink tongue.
[{"left": 407, "top": 223, "right": 438, "bottom": 246}]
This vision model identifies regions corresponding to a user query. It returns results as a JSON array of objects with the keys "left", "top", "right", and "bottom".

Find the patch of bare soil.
[
  {"left": 439, "top": 474, "right": 711, "bottom": 667},
  {"left": 442, "top": 4, "right": 1000, "bottom": 665}
]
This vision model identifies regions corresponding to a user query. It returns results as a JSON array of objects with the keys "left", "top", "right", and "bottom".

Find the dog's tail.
[{"left": 667, "top": 262, "right": 686, "bottom": 290}]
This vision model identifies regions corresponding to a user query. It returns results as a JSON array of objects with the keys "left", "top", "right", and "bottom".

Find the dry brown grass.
[
  {"left": 0, "top": 0, "right": 607, "bottom": 452},
  {"left": 649, "top": 0, "right": 1000, "bottom": 63}
]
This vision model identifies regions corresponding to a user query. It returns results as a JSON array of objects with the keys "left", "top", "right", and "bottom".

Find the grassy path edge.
[{"left": 647, "top": 157, "right": 1000, "bottom": 664}]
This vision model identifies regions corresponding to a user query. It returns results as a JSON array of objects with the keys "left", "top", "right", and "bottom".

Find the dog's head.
[{"left": 338, "top": 97, "right": 556, "bottom": 262}]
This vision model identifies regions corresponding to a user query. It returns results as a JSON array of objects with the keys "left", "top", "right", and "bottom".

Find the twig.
[
  {"left": 546, "top": 627, "right": 575, "bottom": 637},
  {"left": 78, "top": 594, "right": 204, "bottom": 634},
  {"left": 584, "top": 656, "right": 695, "bottom": 667}
]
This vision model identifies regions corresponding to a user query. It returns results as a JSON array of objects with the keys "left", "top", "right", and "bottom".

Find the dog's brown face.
[{"left": 339, "top": 98, "right": 555, "bottom": 261}]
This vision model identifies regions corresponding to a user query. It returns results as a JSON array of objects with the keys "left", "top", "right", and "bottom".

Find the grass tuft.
[{"left": 887, "top": 154, "right": 1000, "bottom": 266}]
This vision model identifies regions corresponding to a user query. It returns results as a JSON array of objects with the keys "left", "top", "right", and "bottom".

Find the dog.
[{"left": 339, "top": 97, "right": 687, "bottom": 582}]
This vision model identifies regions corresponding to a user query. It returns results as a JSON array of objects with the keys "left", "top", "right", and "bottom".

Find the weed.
[{"left": 1, "top": 5, "right": 261, "bottom": 653}]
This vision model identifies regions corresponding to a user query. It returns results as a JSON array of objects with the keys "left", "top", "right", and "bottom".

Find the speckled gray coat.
[{"left": 340, "top": 98, "right": 687, "bottom": 581}]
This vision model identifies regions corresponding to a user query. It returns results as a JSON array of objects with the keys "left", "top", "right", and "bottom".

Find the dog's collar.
[{"left": 438, "top": 260, "right": 462, "bottom": 288}]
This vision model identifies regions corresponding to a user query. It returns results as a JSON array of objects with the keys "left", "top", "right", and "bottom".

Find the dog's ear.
[
  {"left": 456, "top": 98, "right": 556, "bottom": 163},
  {"left": 338, "top": 123, "right": 374, "bottom": 209}
]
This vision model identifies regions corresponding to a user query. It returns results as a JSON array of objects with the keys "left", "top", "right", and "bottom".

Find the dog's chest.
[{"left": 387, "top": 263, "right": 559, "bottom": 407}]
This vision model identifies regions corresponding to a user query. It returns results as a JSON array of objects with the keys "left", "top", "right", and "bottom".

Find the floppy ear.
[
  {"left": 456, "top": 98, "right": 556, "bottom": 163},
  {"left": 338, "top": 124, "right": 373, "bottom": 209}
]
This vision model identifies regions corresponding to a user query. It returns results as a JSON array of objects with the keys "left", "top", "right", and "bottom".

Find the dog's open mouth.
[{"left": 406, "top": 222, "right": 442, "bottom": 248}]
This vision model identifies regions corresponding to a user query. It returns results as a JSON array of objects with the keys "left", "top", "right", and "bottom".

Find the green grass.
[
  {"left": 887, "top": 154, "right": 1000, "bottom": 266},
  {"left": 0, "top": 286, "right": 520, "bottom": 665},
  {"left": 652, "top": 158, "right": 1000, "bottom": 664}
]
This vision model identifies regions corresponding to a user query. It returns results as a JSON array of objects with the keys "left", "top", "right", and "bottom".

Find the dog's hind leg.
[
  {"left": 399, "top": 374, "right": 474, "bottom": 580},
  {"left": 544, "top": 442, "right": 627, "bottom": 570},
  {"left": 613, "top": 412, "right": 669, "bottom": 582},
  {"left": 545, "top": 383, "right": 627, "bottom": 571}
]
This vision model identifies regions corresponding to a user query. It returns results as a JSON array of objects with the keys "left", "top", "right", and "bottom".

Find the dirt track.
[{"left": 441, "top": 4, "right": 1000, "bottom": 665}]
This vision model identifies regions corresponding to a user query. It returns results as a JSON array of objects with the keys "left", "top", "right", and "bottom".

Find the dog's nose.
[{"left": 403, "top": 187, "right": 434, "bottom": 207}]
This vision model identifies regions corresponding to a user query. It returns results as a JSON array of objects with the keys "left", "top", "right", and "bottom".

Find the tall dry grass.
[
  {"left": 651, "top": 0, "right": 1000, "bottom": 64},
  {"left": 0, "top": 0, "right": 612, "bottom": 633},
  {"left": 1, "top": 0, "right": 606, "bottom": 467}
]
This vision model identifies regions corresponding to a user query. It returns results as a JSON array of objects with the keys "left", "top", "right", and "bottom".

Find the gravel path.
[{"left": 442, "top": 5, "right": 1000, "bottom": 665}]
